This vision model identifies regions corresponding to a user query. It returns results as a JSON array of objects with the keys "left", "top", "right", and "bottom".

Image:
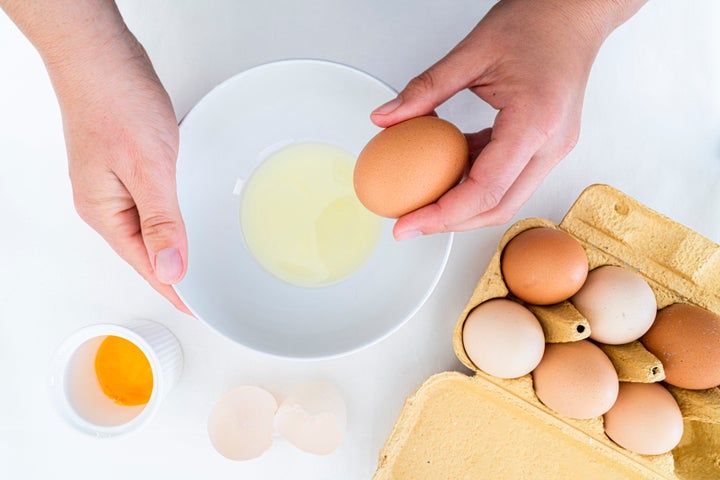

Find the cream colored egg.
[
  {"left": 571, "top": 265, "right": 657, "bottom": 345},
  {"left": 462, "top": 299, "right": 546, "bottom": 378}
]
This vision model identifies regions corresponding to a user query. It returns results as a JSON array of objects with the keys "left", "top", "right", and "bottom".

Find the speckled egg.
[
  {"left": 571, "top": 265, "right": 657, "bottom": 345},
  {"left": 501, "top": 227, "right": 589, "bottom": 305},
  {"left": 641, "top": 303, "right": 720, "bottom": 389},
  {"left": 532, "top": 340, "right": 619, "bottom": 419},
  {"left": 603, "top": 382, "right": 684, "bottom": 455},
  {"left": 353, "top": 116, "right": 467, "bottom": 218}
]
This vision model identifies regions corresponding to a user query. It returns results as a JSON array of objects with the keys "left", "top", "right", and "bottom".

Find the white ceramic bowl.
[{"left": 175, "top": 59, "right": 453, "bottom": 359}]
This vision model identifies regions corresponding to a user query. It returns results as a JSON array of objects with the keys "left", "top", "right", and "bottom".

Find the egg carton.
[{"left": 373, "top": 184, "right": 720, "bottom": 480}]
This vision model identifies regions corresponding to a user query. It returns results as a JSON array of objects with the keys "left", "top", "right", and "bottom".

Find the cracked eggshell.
[
  {"left": 274, "top": 380, "right": 347, "bottom": 455},
  {"left": 207, "top": 385, "right": 277, "bottom": 461}
]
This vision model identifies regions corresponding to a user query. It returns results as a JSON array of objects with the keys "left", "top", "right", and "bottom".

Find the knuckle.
[
  {"left": 406, "top": 70, "right": 437, "bottom": 95},
  {"left": 72, "top": 192, "right": 98, "bottom": 226},
  {"left": 561, "top": 131, "right": 579, "bottom": 155},
  {"left": 532, "top": 115, "right": 558, "bottom": 145},
  {"left": 478, "top": 183, "right": 505, "bottom": 211},
  {"left": 140, "top": 213, "right": 179, "bottom": 241},
  {"left": 111, "top": 129, "right": 177, "bottom": 190},
  {"left": 128, "top": 153, "right": 175, "bottom": 189}
]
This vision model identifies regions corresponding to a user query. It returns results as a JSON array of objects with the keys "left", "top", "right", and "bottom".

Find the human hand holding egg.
[{"left": 369, "top": 0, "right": 646, "bottom": 239}]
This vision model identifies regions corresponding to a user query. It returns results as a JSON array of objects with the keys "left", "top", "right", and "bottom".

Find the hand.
[
  {"left": 371, "top": 0, "right": 646, "bottom": 240},
  {"left": 1, "top": 1, "right": 189, "bottom": 312},
  {"left": 49, "top": 31, "right": 190, "bottom": 313}
]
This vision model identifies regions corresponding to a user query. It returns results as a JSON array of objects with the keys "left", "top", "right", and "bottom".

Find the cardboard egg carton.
[{"left": 374, "top": 184, "right": 720, "bottom": 480}]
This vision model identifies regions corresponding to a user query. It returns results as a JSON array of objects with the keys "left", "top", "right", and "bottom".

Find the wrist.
[
  {"left": 2, "top": 0, "right": 146, "bottom": 93},
  {"left": 40, "top": 8, "right": 142, "bottom": 78},
  {"left": 3, "top": 0, "right": 129, "bottom": 63},
  {"left": 573, "top": 0, "right": 648, "bottom": 40}
]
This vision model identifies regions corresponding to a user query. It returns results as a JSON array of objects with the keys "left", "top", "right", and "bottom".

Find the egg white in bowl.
[{"left": 175, "top": 59, "right": 453, "bottom": 359}]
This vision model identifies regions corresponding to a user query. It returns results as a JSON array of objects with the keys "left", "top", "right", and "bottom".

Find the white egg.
[
  {"left": 207, "top": 385, "right": 277, "bottom": 461},
  {"left": 571, "top": 265, "right": 657, "bottom": 345},
  {"left": 274, "top": 380, "right": 346, "bottom": 455}
]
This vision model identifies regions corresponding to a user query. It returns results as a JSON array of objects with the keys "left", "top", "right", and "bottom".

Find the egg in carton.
[{"left": 373, "top": 184, "right": 720, "bottom": 480}]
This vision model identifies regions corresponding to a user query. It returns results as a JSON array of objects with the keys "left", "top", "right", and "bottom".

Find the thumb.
[
  {"left": 131, "top": 174, "right": 188, "bottom": 286},
  {"left": 371, "top": 46, "right": 481, "bottom": 127}
]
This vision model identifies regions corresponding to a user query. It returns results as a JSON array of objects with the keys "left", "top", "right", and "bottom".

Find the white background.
[{"left": 1, "top": 1, "right": 719, "bottom": 479}]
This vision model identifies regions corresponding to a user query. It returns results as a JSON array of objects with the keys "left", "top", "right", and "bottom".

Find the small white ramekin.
[{"left": 49, "top": 319, "right": 183, "bottom": 438}]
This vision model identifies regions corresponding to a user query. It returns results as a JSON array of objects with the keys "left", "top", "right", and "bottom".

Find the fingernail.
[
  {"left": 395, "top": 229, "right": 422, "bottom": 241},
  {"left": 372, "top": 96, "right": 402, "bottom": 115},
  {"left": 155, "top": 248, "right": 183, "bottom": 284}
]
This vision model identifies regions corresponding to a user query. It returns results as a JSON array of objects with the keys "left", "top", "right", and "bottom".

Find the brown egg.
[
  {"left": 603, "top": 382, "right": 684, "bottom": 455},
  {"left": 501, "top": 227, "right": 589, "bottom": 305},
  {"left": 641, "top": 303, "right": 720, "bottom": 389},
  {"left": 353, "top": 116, "right": 467, "bottom": 218},
  {"left": 532, "top": 340, "right": 619, "bottom": 419}
]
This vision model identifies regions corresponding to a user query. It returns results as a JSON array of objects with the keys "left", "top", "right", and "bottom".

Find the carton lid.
[{"left": 375, "top": 372, "right": 672, "bottom": 480}]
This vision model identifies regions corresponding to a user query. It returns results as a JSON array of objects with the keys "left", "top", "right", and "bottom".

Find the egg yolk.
[{"left": 94, "top": 336, "right": 153, "bottom": 406}]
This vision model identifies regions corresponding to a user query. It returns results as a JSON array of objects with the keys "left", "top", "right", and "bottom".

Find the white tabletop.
[{"left": 1, "top": 1, "right": 719, "bottom": 478}]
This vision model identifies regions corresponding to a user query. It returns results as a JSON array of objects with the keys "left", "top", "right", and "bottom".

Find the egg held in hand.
[{"left": 353, "top": 116, "right": 467, "bottom": 218}]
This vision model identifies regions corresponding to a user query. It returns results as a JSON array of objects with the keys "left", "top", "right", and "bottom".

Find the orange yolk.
[{"left": 94, "top": 336, "right": 153, "bottom": 406}]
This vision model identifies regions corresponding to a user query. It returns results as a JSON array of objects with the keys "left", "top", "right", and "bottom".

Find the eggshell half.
[
  {"left": 207, "top": 386, "right": 278, "bottom": 461},
  {"left": 274, "top": 380, "right": 347, "bottom": 455}
]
